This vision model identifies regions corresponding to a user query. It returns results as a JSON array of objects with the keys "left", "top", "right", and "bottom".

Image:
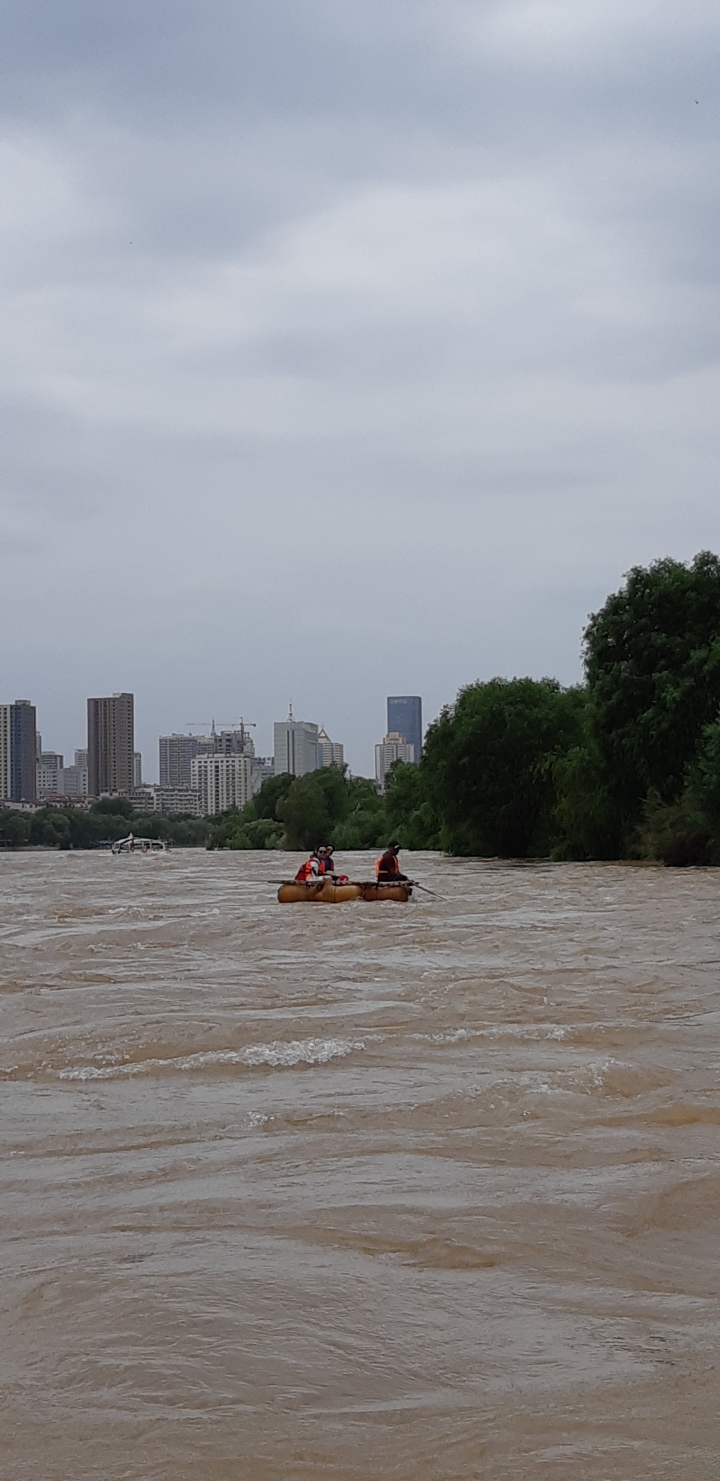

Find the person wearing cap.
[{"left": 375, "top": 841, "right": 408, "bottom": 883}]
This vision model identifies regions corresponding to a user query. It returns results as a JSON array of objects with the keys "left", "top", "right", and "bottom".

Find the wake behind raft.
[{"left": 277, "top": 880, "right": 412, "bottom": 903}]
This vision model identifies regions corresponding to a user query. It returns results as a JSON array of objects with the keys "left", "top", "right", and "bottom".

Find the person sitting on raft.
[
  {"left": 376, "top": 841, "right": 409, "bottom": 883},
  {"left": 295, "top": 851, "right": 321, "bottom": 882},
  {"left": 321, "top": 844, "right": 349, "bottom": 884}
]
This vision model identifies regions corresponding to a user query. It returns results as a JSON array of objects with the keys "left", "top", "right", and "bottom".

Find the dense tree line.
[
  {"left": 5, "top": 554, "right": 720, "bottom": 864},
  {"left": 0, "top": 796, "right": 208, "bottom": 850},
  {"left": 207, "top": 768, "right": 387, "bottom": 852},
  {"left": 392, "top": 550, "right": 720, "bottom": 865},
  {"left": 208, "top": 552, "right": 720, "bottom": 865}
]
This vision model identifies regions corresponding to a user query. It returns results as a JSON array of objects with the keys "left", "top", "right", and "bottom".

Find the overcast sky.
[{"left": 2, "top": 0, "right": 719, "bottom": 776}]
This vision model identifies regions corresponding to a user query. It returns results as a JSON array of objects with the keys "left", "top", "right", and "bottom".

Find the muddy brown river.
[{"left": 1, "top": 850, "right": 718, "bottom": 1479}]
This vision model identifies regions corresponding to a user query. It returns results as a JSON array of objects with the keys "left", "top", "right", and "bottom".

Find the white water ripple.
[{"left": 57, "top": 1035, "right": 365, "bottom": 1081}]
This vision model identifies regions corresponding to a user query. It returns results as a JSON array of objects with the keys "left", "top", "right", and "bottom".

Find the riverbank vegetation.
[
  {"left": 206, "top": 769, "right": 386, "bottom": 853},
  {"left": 0, "top": 797, "right": 208, "bottom": 851},
  {"left": 410, "top": 551, "right": 720, "bottom": 865},
  {"left": 208, "top": 551, "right": 720, "bottom": 864},
  {"left": 3, "top": 554, "right": 719, "bottom": 865}
]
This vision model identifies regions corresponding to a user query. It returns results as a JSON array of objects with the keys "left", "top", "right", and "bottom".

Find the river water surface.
[{"left": 1, "top": 850, "right": 718, "bottom": 1479}]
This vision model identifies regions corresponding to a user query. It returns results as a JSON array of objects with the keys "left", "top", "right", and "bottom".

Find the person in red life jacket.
[
  {"left": 322, "top": 844, "right": 349, "bottom": 884},
  {"left": 376, "top": 841, "right": 409, "bottom": 882},
  {"left": 295, "top": 851, "right": 321, "bottom": 882}
]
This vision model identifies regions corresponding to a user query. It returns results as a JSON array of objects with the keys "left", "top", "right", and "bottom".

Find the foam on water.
[{"left": 56, "top": 1035, "right": 365, "bottom": 1079}]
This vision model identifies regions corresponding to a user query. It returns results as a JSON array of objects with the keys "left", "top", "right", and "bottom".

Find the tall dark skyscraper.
[
  {"left": 87, "top": 692, "right": 134, "bottom": 797},
  {"left": 0, "top": 700, "right": 37, "bottom": 803},
  {"left": 386, "top": 696, "right": 422, "bottom": 762}
]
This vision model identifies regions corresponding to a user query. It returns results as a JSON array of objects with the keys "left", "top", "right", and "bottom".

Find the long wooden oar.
[
  {"left": 408, "top": 880, "right": 447, "bottom": 900},
  {"left": 361, "top": 878, "right": 447, "bottom": 901}
]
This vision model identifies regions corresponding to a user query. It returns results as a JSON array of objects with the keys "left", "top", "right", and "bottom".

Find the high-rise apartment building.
[
  {"left": 159, "top": 734, "right": 199, "bottom": 788},
  {"left": 11, "top": 701, "right": 37, "bottom": 803},
  {"left": 130, "top": 784, "right": 202, "bottom": 817},
  {"left": 0, "top": 701, "right": 38, "bottom": 803},
  {"left": 190, "top": 754, "right": 260, "bottom": 816},
  {"left": 375, "top": 732, "right": 415, "bottom": 791},
  {"left": 159, "top": 725, "right": 255, "bottom": 788},
  {"left": 0, "top": 708, "right": 10, "bottom": 801},
  {"left": 87, "top": 692, "right": 134, "bottom": 797},
  {"left": 317, "top": 728, "right": 344, "bottom": 770},
  {"left": 38, "top": 752, "right": 64, "bottom": 798},
  {"left": 273, "top": 709, "right": 319, "bottom": 778},
  {"left": 32, "top": 741, "right": 87, "bottom": 799},
  {"left": 75, "top": 749, "right": 88, "bottom": 771},
  {"left": 62, "top": 764, "right": 88, "bottom": 797},
  {"left": 387, "top": 696, "right": 422, "bottom": 762},
  {"left": 133, "top": 752, "right": 142, "bottom": 787}
]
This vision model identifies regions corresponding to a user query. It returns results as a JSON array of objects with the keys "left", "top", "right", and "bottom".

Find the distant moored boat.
[{"left": 111, "top": 834, "right": 167, "bottom": 855}]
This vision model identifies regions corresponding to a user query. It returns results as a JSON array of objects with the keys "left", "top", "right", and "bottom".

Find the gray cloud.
[{"left": 2, "top": 1, "right": 720, "bottom": 773}]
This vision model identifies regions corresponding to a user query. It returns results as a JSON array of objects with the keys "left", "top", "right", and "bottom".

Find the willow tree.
[
  {"left": 422, "top": 677, "right": 586, "bottom": 857},
  {"left": 584, "top": 552, "right": 720, "bottom": 841}
]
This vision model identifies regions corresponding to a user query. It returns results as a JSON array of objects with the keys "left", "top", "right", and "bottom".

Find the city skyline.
[
  {"left": 14, "top": 683, "right": 429, "bottom": 784},
  {"left": 4, "top": 690, "right": 420, "bottom": 793}
]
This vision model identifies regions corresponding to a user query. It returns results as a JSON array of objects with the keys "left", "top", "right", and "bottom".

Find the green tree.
[
  {"left": 92, "top": 796, "right": 135, "bottom": 818},
  {"left": 384, "top": 761, "right": 440, "bottom": 849},
  {"left": 423, "top": 678, "right": 586, "bottom": 857},
  {"left": 208, "top": 767, "right": 369, "bottom": 851},
  {"left": 0, "top": 811, "right": 31, "bottom": 848},
  {"left": 307, "top": 766, "right": 350, "bottom": 825},
  {"left": 584, "top": 552, "right": 720, "bottom": 840},
  {"left": 276, "top": 774, "right": 334, "bottom": 850},
  {"left": 65, "top": 808, "right": 120, "bottom": 847},
  {"left": 640, "top": 711, "right": 720, "bottom": 867},
  {"left": 551, "top": 743, "right": 621, "bottom": 859},
  {"left": 689, "top": 712, "right": 720, "bottom": 842},
  {"left": 237, "top": 817, "right": 285, "bottom": 849},
  {"left": 161, "top": 814, "right": 211, "bottom": 846},
  {"left": 275, "top": 766, "right": 351, "bottom": 850},
  {"left": 330, "top": 777, "right": 386, "bottom": 849},
  {"left": 208, "top": 814, "right": 284, "bottom": 850},
  {"left": 247, "top": 773, "right": 294, "bottom": 821},
  {"left": 637, "top": 789, "right": 711, "bottom": 867},
  {"left": 29, "top": 809, "right": 72, "bottom": 847}
]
